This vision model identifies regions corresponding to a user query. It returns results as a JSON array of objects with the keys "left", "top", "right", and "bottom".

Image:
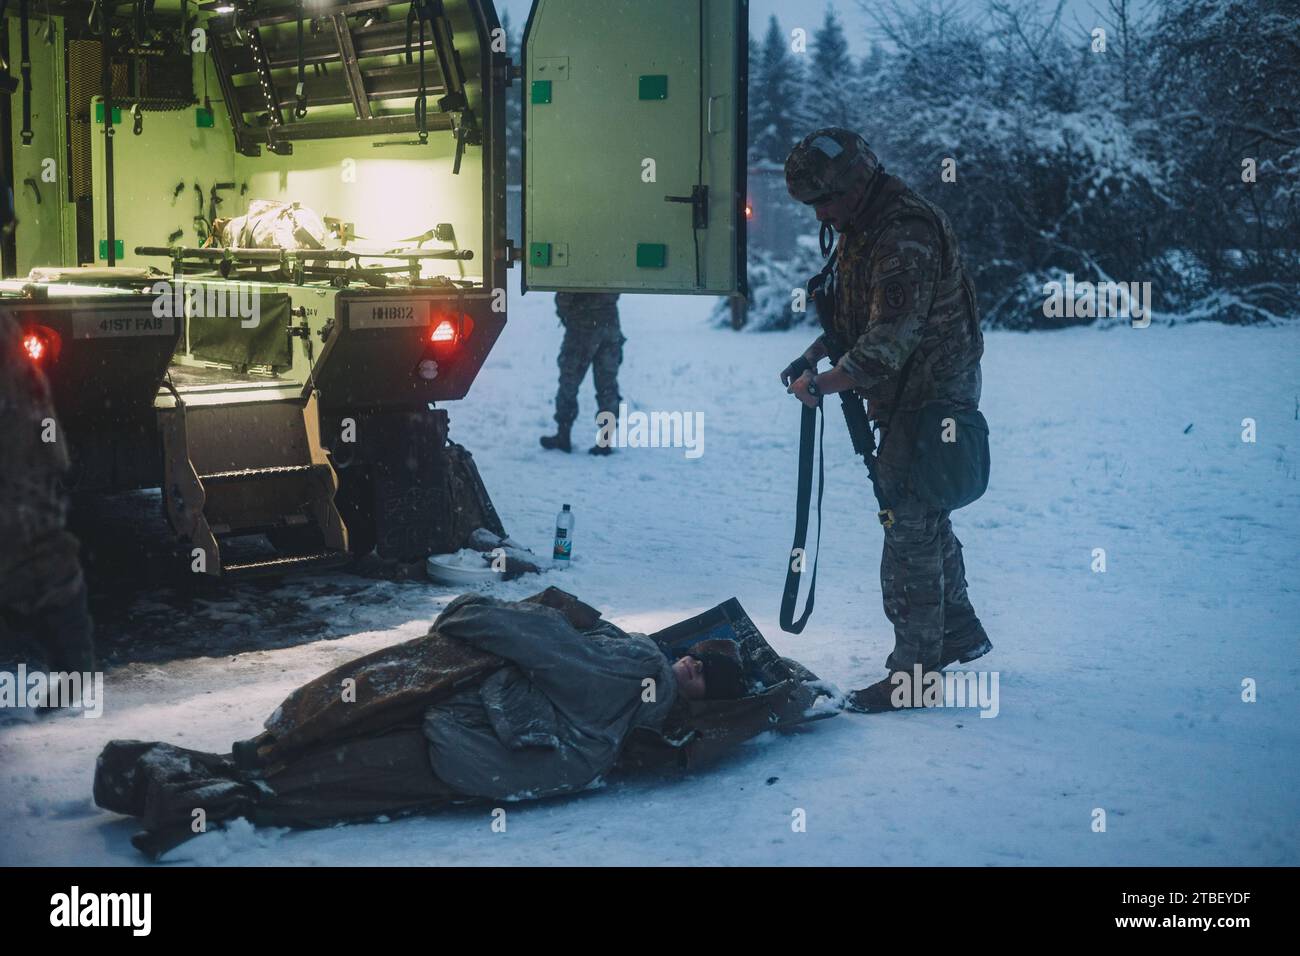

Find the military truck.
[{"left": 0, "top": 0, "right": 746, "bottom": 578}]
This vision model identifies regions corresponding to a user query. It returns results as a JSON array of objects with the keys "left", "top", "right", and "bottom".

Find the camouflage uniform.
[
  {"left": 0, "top": 313, "right": 94, "bottom": 675},
  {"left": 826, "top": 174, "right": 987, "bottom": 672},
  {"left": 551, "top": 292, "right": 623, "bottom": 432}
]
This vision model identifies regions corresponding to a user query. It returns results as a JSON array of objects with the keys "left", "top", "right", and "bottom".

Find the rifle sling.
[{"left": 780, "top": 400, "right": 824, "bottom": 634}]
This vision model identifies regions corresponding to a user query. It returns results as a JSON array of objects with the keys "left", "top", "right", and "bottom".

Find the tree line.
[{"left": 744, "top": 0, "right": 1298, "bottom": 328}]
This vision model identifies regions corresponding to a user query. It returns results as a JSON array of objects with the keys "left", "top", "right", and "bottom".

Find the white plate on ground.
[{"left": 425, "top": 550, "right": 498, "bottom": 586}]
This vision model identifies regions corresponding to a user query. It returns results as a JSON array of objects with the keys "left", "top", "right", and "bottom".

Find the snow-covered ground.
[{"left": 2, "top": 277, "right": 1298, "bottom": 866}]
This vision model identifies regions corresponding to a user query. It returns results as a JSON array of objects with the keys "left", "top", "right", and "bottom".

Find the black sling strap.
[
  {"left": 779, "top": 399, "right": 825, "bottom": 634},
  {"left": 19, "top": 0, "right": 33, "bottom": 146},
  {"left": 407, "top": 0, "right": 431, "bottom": 144},
  {"left": 293, "top": 1, "right": 308, "bottom": 118}
]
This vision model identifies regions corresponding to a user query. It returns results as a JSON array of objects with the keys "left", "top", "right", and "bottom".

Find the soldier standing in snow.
[
  {"left": 779, "top": 127, "right": 991, "bottom": 712},
  {"left": 540, "top": 292, "right": 624, "bottom": 456}
]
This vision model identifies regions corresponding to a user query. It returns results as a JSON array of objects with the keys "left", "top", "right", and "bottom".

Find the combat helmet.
[{"left": 784, "top": 128, "right": 880, "bottom": 205}]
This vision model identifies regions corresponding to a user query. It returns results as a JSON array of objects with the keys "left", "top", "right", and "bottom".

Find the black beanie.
[{"left": 694, "top": 650, "right": 748, "bottom": 700}]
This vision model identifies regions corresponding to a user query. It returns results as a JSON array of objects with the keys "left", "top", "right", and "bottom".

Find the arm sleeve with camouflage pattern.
[{"left": 836, "top": 216, "right": 941, "bottom": 389}]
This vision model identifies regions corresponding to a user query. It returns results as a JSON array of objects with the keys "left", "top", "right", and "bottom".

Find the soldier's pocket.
[{"left": 902, "top": 579, "right": 943, "bottom": 610}]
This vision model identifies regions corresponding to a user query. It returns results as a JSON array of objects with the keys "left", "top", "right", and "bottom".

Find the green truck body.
[{"left": 0, "top": 0, "right": 747, "bottom": 577}]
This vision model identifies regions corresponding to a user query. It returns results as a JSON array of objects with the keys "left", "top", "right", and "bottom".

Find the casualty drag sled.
[{"left": 93, "top": 589, "right": 837, "bottom": 859}]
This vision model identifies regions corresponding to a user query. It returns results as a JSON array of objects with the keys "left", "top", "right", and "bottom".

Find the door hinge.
[{"left": 501, "top": 239, "right": 523, "bottom": 266}]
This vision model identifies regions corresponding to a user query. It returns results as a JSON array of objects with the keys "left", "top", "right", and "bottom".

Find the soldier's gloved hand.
[
  {"left": 780, "top": 355, "right": 813, "bottom": 387},
  {"left": 788, "top": 371, "right": 821, "bottom": 409}
]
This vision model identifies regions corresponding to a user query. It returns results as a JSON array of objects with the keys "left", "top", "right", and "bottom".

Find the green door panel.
[
  {"left": 90, "top": 99, "right": 239, "bottom": 268},
  {"left": 8, "top": 15, "right": 76, "bottom": 272},
  {"left": 523, "top": 0, "right": 747, "bottom": 295}
]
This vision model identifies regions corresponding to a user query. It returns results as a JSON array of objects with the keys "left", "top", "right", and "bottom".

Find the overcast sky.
[{"left": 497, "top": 0, "right": 1106, "bottom": 57}]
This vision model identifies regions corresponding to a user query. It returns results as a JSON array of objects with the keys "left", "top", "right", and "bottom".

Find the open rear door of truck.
[{"left": 522, "top": 0, "right": 747, "bottom": 296}]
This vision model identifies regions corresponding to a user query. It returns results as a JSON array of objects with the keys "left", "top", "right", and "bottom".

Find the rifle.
[{"left": 808, "top": 250, "right": 877, "bottom": 472}]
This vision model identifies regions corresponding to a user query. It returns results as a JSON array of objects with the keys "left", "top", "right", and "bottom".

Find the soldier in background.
[
  {"left": 780, "top": 127, "right": 991, "bottom": 713},
  {"left": 0, "top": 313, "right": 96, "bottom": 687},
  {"left": 540, "top": 292, "right": 624, "bottom": 456}
]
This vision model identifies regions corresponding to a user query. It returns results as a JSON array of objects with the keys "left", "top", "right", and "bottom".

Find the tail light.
[
  {"left": 744, "top": 200, "right": 753, "bottom": 220},
  {"left": 427, "top": 313, "right": 474, "bottom": 356},
  {"left": 414, "top": 312, "right": 474, "bottom": 382},
  {"left": 21, "top": 325, "right": 61, "bottom": 364}
]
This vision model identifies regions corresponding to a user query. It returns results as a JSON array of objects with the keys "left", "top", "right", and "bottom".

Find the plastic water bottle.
[{"left": 552, "top": 504, "right": 574, "bottom": 568}]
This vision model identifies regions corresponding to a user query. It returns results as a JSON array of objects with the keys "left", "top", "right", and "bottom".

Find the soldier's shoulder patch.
[{"left": 884, "top": 280, "right": 908, "bottom": 310}]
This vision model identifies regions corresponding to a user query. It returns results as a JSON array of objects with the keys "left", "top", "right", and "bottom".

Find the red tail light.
[
  {"left": 427, "top": 313, "right": 474, "bottom": 355},
  {"left": 21, "top": 325, "right": 61, "bottom": 364},
  {"left": 744, "top": 201, "right": 753, "bottom": 220}
]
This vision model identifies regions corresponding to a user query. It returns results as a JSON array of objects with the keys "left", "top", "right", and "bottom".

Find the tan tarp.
[{"left": 241, "top": 587, "right": 601, "bottom": 767}]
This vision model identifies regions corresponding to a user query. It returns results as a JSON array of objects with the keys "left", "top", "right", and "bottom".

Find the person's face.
[
  {"left": 810, "top": 171, "right": 869, "bottom": 232},
  {"left": 672, "top": 655, "right": 707, "bottom": 700}
]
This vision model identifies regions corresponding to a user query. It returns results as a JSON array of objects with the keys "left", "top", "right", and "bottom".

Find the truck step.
[
  {"left": 160, "top": 390, "right": 350, "bottom": 578},
  {"left": 209, "top": 518, "right": 309, "bottom": 539},
  {"left": 221, "top": 549, "right": 350, "bottom": 579},
  {"left": 199, "top": 464, "right": 318, "bottom": 484}
]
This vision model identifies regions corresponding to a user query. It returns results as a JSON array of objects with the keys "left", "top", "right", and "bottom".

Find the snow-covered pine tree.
[
  {"left": 805, "top": 7, "right": 859, "bottom": 130},
  {"left": 750, "top": 15, "right": 806, "bottom": 167}
]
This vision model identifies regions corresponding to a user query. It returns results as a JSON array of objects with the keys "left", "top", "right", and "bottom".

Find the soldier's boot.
[
  {"left": 93, "top": 740, "right": 166, "bottom": 816},
  {"left": 539, "top": 428, "right": 572, "bottom": 453},
  {"left": 846, "top": 674, "right": 923, "bottom": 714},
  {"left": 938, "top": 626, "right": 992, "bottom": 670},
  {"left": 93, "top": 740, "right": 260, "bottom": 860},
  {"left": 587, "top": 443, "right": 614, "bottom": 457}
]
